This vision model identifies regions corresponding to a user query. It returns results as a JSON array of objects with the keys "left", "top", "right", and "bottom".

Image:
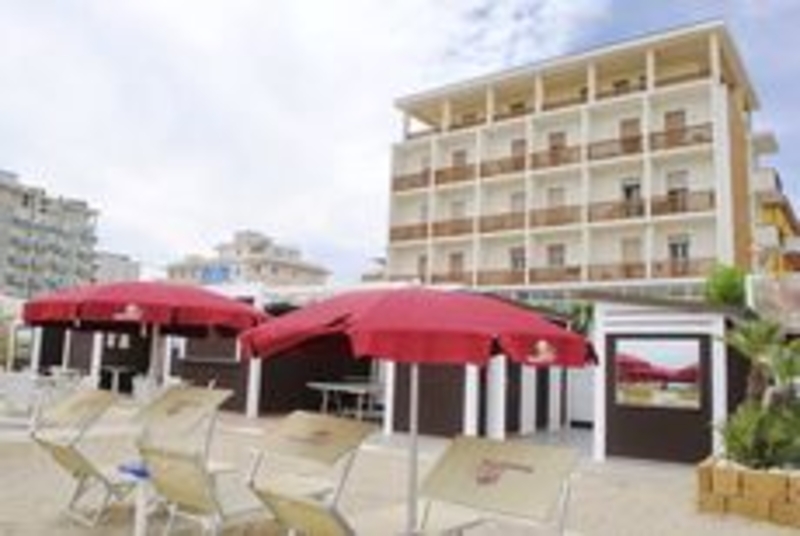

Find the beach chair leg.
[{"left": 163, "top": 504, "right": 177, "bottom": 536}]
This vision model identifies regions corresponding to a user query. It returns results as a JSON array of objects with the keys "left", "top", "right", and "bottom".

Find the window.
[
  {"left": 449, "top": 252, "right": 465, "bottom": 275},
  {"left": 452, "top": 149, "right": 468, "bottom": 167},
  {"left": 510, "top": 191, "right": 526, "bottom": 213},
  {"left": 510, "top": 138, "right": 526, "bottom": 157},
  {"left": 664, "top": 110, "right": 686, "bottom": 131},
  {"left": 613, "top": 79, "right": 630, "bottom": 95},
  {"left": 509, "top": 247, "right": 526, "bottom": 272},
  {"left": 619, "top": 118, "right": 641, "bottom": 152},
  {"left": 548, "top": 132, "right": 566, "bottom": 151},
  {"left": 668, "top": 235, "right": 690, "bottom": 262},
  {"left": 621, "top": 179, "right": 643, "bottom": 217},
  {"left": 509, "top": 101, "right": 526, "bottom": 113},
  {"left": 666, "top": 170, "right": 689, "bottom": 211},
  {"left": 547, "top": 244, "right": 565, "bottom": 268}
]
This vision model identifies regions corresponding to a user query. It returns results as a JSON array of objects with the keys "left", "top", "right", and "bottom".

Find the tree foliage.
[{"left": 704, "top": 264, "right": 746, "bottom": 306}]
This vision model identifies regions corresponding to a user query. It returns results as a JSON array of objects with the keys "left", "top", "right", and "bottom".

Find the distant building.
[
  {"left": 360, "top": 257, "right": 388, "bottom": 282},
  {"left": 167, "top": 230, "right": 329, "bottom": 286},
  {"left": 0, "top": 170, "right": 97, "bottom": 298},
  {"left": 94, "top": 251, "right": 141, "bottom": 283}
]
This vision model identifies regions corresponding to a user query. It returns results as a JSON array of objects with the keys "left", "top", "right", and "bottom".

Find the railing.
[
  {"left": 493, "top": 106, "right": 532, "bottom": 122},
  {"left": 655, "top": 67, "right": 711, "bottom": 88},
  {"left": 529, "top": 266, "right": 582, "bottom": 283},
  {"left": 431, "top": 272, "right": 472, "bottom": 284},
  {"left": 392, "top": 170, "right": 430, "bottom": 192},
  {"left": 479, "top": 212, "right": 525, "bottom": 233},
  {"left": 588, "top": 136, "right": 643, "bottom": 160},
  {"left": 389, "top": 223, "right": 428, "bottom": 242},
  {"left": 650, "top": 123, "right": 713, "bottom": 151},
  {"left": 542, "top": 95, "right": 586, "bottom": 111},
  {"left": 530, "top": 146, "right": 581, "bottom": 169},
  {"left": 406, "top": 128, "right": 439, "bottom": 140},
  {"left": 480, "top": 155, "right": 526, "bottom": 178},
  {"left": 432, "top": 218, "right": 474, "bottom": 237},
  {"left": 530, "top": 205, "right": 582, "bottom": 227},
  {"left": 588, "top": 262, "right": 647, "bottom": 281},
  {"left": 589, "top": 199, "right": 645, "bottom": 222},
  {"left": 477, "top": 269, "right": 525, "bottom": 285},
  {"left": 596, "top": 79, "right": 646, "bottom": 100},
  {"left": 651, "top": 258, "right": 715, "bottom": 278},
  {"left": 450, "top": 116, "right": 486, "bottom": 131},
  {"left": 651, "top": 190, "right": 715, "bottom": 216},
  {"left": 434, "top": 165, "right": 477, "bottom": 185}
]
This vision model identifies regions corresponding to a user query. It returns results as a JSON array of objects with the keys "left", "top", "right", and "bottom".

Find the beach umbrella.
[
  {"left": 240, "top": 286, "right": 590, "bottom": 534},
  {"left": 23, "top": 280, "right": 268, "bottom": 380}
]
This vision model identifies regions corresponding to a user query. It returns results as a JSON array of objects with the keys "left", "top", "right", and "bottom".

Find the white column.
[
  {"left": 472, "top": 131, "right": 482, "bottom": 286},
  {"left": 381, "top": 361, "right": 396, "bottom": 436},
  {"left": 89, "top": 332, "right": 104, "bottom": 388},
  {"left": 587, "top": 62, "right": 596, "bottom": 103},
  {"left": 486, "top": 355, "right": 507, "bottom": 440},
  {"left": 441, "top": 99, "right": 452, "bottom": 131},
  {"left": 711, "top": 317, "right": 728, "bottom": 454},
  {"left": 548, "top": 368, "right": 562, "bottom": 432},
  {"left": 6, "top": 321, "right": 18, "bottom": 369},
  {"left": 486, "top": 86, "right": 495, "bottom": 124},
  {"left": 592, "top": 303, "right": 607, "bottom": 461},
  {"left": 246, "top": 358, "right": 262, "bottom": 419},
  {"left": 29, "top": 327, "right": 43, "bottom": 374},
  {"left": 580, "top": 106, "right": 591, "bottom": 276},
  {"left": 61, "top": 329, "right": 72, "bottom": 370},
  {"left": 646, "top": 48, "right": 656, "bottom": 91},
  {"left": 463, "top": 365, "right": 480, "bottom": 436},
  {"left": 534, "top": 75, "right": 544, "bottom": 113},
  {"left": 709, "top": 31, "right": 734, "bottom": 264},
  {"left": 520, "top": 366, "right": 538, "bottom": 434}
]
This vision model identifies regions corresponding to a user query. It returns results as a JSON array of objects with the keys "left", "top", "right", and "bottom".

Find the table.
[
  {"left": 102, "top": 365, "right": 134, "bottom": 394},
  {"left": 306, "top": 381, "right": 382, "bottom": 420}
]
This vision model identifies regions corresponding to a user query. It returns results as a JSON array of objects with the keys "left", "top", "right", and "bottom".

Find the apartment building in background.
[
  {"left": 0, "top": 170, "right": 97, "bottom": 298},
  {"left": 387, "top": 21, "right": 799, "bottom": 300},
  {"left": 94, "top": 251, "right": 141, "bottom": 283},
  {"left": 167, "top": 230, "right": 329, "bottom": 286}
]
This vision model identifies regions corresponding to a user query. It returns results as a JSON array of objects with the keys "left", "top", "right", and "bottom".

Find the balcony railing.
[
  {"left": 655, "top": 67, "right": 711, "bottom": 88},
  {"left": 589, "top": 199, "right": 645, "bottom": 222},
  {"left": 530, "top": 146, "right": 581, "bottom": 169},
  {"left": 542, "top": 95, "right": 586, "bottom": 111},
  {"left": 650, "top": 123, "right": 713, "bottom": 151},
  {"left": 392, "top": 170, "right": 430, "bottom": 192},
  {"left": 434, "top": 165, "right": 477, "bottom": 186},
  {"left": 431, "top": 272, "right": 472, "bottom": 284},
  {"left": 529, "top": 266, "right": 582, "bottom": 283},
  {"left": 651, "top": 258, "right": 715, "bottom": 278},
  {"left": 450, "top": 116, "right": 486, "bottom": 131},
  {"left": 588, "top": 262, "right": 647, "bottom": 281},
  {"left": 477, "top": 269, "right": 526, "bottom": 285},
  {"left": 596, "top": 79, "right": 647, "bottom": 100},
  {"left": 480, "top": 155, "right": 526, "bottom": 178},
  {"left": 530, "top": 205, "right": 582, "bottom": 227},
  {"left": 389, "top": 223, "right": 428, "bottom": 242},
  {"left": 479, "top": 212, "right": 525, "bottom": 233},
  {"left": 588, "top": 136, "right": 643, "bottom": 160},
  {"left": 406, "top": 128, "right": 439, "bottom": 140},
  {"left": 493, "top": 106, "right": 532, "bottom": 122},
  {"left": 432, "top": 218, "right": 474, "bottom": 237},
  {"left": 651, "top": 190, "right": 716, "bottom": 216}
]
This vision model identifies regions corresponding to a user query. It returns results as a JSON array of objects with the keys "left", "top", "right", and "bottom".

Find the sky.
[{"left": 0, "top": 0, "right": 798, "bottom": 282}]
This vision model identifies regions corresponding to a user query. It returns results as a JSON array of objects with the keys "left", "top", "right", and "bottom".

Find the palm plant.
[{"left": 724, "top": 320, "right": 783, "bottom": 406}]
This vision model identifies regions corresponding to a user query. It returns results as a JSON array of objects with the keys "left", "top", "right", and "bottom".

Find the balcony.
[
  {"left": 480, "top": 155, "right": 526, "bottom": 178},
  {"left": 650, "top": 123, "right": 713, "bottom": 151},
  {"left": 450, "top": 116, "right": 486, "bottom": 132},
  {"left": 479, "top": 212, "right": 525, "bottom": 233},
  {"left": 542, "top": 95, "right": 586, "bottom": 112},
  {"left": 596, "top": 79, "right": 646, "bottom": 100},
  {"left": 406, "top": 128, "right": 439, "bottom": 140},
  {"left": 389, "top": 223, "right": 428, "bottom": 242},
  {"left": 477, "top": 269, "right": 525, "bottom": 285},
  {"left": 655, "top": 67, "right": 711, "bottom": 88},
  {"left": 530, "top": 146, "right": 581, "bottom": 169},
  {"left": 588, "top": 136, "right": 642, "bottom": 160},
  {"left": 493, "top": 106, "right": 532, "bottom": 123},
  {"left": 588, "top": 262, "right": 646, "bottom": 281},
  {"left": 589, "top": 199, "right": 645, "bottom": 222},
  {"left": 431, "top": 272, "right": 472, "bottom": 285},
  {"left": 529, "top": 266, "right": 582, "bottom": 283},
  {"left": 651, "top": 258, "right": 714, "bottom": 278},
  {"left": 651, "top": 190, "right": 715, "bottom": 217},
  {"left": 432, "top": 218, "right": 474, "bottom": 238},
  {"left": 434, "top": 164, "right": 477, "bottom": 186},
  {"left": 392, "top": 170, "right": 430, "bottom": 192},
  {"left": 530, "top": 205, "right": 582, "bottom": 227}
]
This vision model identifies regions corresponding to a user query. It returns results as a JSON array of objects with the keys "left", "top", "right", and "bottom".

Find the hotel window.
[
  {"left": 511, "top": 138, "right": 526, "bottom": 157},
  {"left": 619, "top": 118, "right": 641, "bottom": 153},
  {"left": 613, "top": 78, "right": 630, "bottom": 95},
  {"left": 509, "top": 246, "right": 526, "bottom": 272},
  {"left": 665, "top": 110, "right": 687, "bottom": 146},
  {"left": 548, "top": 131, "right": 566, "bottom": 151},
  {"left": 547, "top": 244, "right": 566, "bottom": 268},
  {"left": 449, "top": 252, "right": 465, "bottom": 275},
  {"left": 621, "top": 179, "right": 643, "bottom": 217},
  {"left": 666, "top": 170, "right": 689, "bottom": 212},
  {"left": 451, "top": 149, "right": 468, "bottom": 167},
  {"left": 668, "top": 235, "right": 691, "bottom": 274},
  {"left": 510, "top": 191, "right": 526, "bottom": 213}
]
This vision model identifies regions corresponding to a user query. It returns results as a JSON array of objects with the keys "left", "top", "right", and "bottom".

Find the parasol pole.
[
  {"left": 148, "top": 324, "right": 161, "bottom": 383},
  {"left": 406, "top": 362, "right": 419, "bottom": 534}
]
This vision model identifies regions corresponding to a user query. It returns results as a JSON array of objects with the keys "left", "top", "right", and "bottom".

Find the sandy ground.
[{"left": 0, "top": 409, "right": 794, "bottom": 536}]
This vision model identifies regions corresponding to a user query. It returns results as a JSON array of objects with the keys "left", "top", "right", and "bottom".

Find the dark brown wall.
[
  {"left": 174, "top": 358, "right": 248, "bottom": 412},
  {"left": 394, "top": 363, "right": 465, "bottom": 436},
  {"left": 606, "top": 334, "right": 712, "bottom": 463}
]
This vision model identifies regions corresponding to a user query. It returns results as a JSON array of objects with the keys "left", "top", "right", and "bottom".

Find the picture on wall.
[{"left": 614, "top": 337, "right": 701, "bottom": 409}]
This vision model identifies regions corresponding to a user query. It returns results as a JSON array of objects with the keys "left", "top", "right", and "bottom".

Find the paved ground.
[{"left": 0, "top": 409, "right": 794, "bottom": 535}]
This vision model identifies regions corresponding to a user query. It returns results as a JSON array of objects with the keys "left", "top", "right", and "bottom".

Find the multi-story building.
[
  {"left": 167, "top": 230, "right": 329, "bottom": 286},
  {"left": 94, "top": 251, "right": 141, "bottom": 283},
  {"left": 386, "top": 21, "right": 799, "bottom": 300},
  {"left": 0, "top": 170, "right": 98, "bottom": 298}
]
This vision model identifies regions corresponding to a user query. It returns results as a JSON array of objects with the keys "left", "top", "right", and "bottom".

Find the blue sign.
[{"left": 200, "top": 264, "right": 231, "bottom": 284}]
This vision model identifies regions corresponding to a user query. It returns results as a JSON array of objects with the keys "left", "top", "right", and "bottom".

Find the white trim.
[
  {"left": 381, "top": 361, "right": 396, "bottom": 436},
  {"left": 520, "top": 366, "right": 538, "bottom": 434},
  {"left": 710, "top": 316, "right": 728, "bottom": 454},
  {"left": 246, "top": 358, "right": 262, "bottom": 419},
  {"left": 463, "top": 364, "right": 480, "bottom": 436},
  {"left": 592, "top": 303, "right": 607, "bottom": 461},
  {"left": 548, "top": 368, "right": 562, "bottom": 432},
  {"left": 486, "top": 354, "right": 507, "bottom": 439}
]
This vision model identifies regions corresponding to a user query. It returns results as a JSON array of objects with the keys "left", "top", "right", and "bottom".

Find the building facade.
[
  {"left": 167, "top": 230, "right": 329, "bottom": 286},
  {"left": 0, "top": 170, "right": 97, "bottom": 298},
  {"left": 94, "top": 251, "right": 141, "bottom": 283},
  {"left": 387, "top": 21, "right": 798, "bottom": 300}
]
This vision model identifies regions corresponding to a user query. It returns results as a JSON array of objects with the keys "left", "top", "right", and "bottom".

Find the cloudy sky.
[{"left": 0, "top": 1, "right": 797, "bottom": 282}]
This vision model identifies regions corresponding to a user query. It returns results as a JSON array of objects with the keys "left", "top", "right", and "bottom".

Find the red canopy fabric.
[
  {"left": 23, "top": 281, "right": 268, "bottom": 335},
  {"left": 240, "top": 287, "right": 589, "bottom": 367}
]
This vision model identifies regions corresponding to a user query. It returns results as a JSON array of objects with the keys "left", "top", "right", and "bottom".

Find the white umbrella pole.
[
  {"left": 148, "top": 325, "right": 160, "bottom": 382},
  {"left": 406, "top": 362, "right": 419, "bottom": 534}
]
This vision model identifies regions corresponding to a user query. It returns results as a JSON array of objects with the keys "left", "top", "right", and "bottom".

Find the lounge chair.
[
  {"left": 137, "top": 443, "right": 265, "bottom": 536},
  {"left": 259, "top": 435, "right": 579, "bottom": 535},
  {"left": 248, "top": 411, "right": 377, "bottom": 508},
  {"left": 32, "top": 389, "right": 134, "bottom": 526}
]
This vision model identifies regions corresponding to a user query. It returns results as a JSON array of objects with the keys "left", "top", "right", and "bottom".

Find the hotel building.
[
  {"left": 386, "top": 21, "right": 798, "bottom": 299},
  {"left": 0, "top": 170, "right": 97, "bottom": 298}
]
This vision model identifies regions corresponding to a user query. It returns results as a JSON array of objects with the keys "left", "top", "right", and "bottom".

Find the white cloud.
[{"left": 0, "top": 0, "right": 610, "bottom": 281}]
